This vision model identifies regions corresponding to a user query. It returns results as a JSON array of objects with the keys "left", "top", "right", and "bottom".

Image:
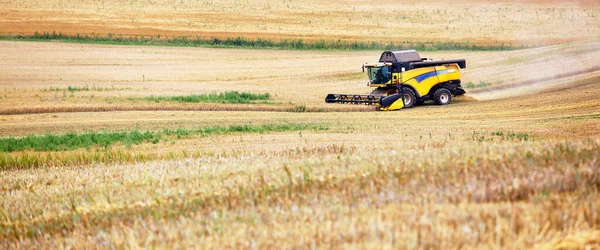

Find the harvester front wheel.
[
  {"left": 434, "top": 88, "right": 452, "bottom": 105},
  {"left": 401, "top": 87, "right": 416, "bottom": 108}
]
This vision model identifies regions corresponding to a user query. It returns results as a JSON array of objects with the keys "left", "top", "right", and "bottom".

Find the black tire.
[
  {"left": 401, "top": 87, "right": 416, "bottom": 108},
  {"left": 434, "top": 88, "right": 452, "bottom": 105}
]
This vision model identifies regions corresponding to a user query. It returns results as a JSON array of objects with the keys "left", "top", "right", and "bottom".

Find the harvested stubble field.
[
  {"left": 1, "top": 39, "right": 599, "bottom": 249},
  {"left": 1, "top": 0, "right": 600, "bottom": 248}
]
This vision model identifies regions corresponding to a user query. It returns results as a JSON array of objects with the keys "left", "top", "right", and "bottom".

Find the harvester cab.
[
  {"left": 325, "top": 50, "right": 467, "bottom": 111},
  {"left": 364, "top": 62, "right": 392, "bottom": 87}
]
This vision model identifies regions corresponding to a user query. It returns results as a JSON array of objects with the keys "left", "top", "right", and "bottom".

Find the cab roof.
[{"left": 379, "top": 50, "right": 423, "bottom": 63}]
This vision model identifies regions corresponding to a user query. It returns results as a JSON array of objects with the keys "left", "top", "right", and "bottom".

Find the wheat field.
[
  {"left": 1, "top": 0, "right": 600, "bottom": 249},
  {"left": 1, "top": 0, "right": 599, "bottom": 45},
  {"left": 1, "top": 39, "right": 599, "bottom": 248}
]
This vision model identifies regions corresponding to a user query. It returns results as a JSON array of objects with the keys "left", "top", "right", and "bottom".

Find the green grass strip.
[
  {"left": 139, "top": 91, "right": 271, "bottom": 104},
  {"left": 0, "top": 32, "right": 530, "bottom": 51},
  {"left": 0, "top": 123, "right": 328, "bottom": 152},
  {"left": 41, "top": 85, "right": 128, "bottom": 92}
]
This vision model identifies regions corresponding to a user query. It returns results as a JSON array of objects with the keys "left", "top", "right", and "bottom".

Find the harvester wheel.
[
  {"left": 434, "top": 88, "right": 452, "bottom": 105},
  {"left": 401, "top": 87, "right": 416, "bottom": 108}
]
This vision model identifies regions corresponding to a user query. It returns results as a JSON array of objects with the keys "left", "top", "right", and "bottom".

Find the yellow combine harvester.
[{"left": 325, "top": 50, "right": 467, "bottom": 110}]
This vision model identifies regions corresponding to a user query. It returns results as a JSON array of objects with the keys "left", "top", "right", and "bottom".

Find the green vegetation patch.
[
  {"left": 139, "top": 91, "right": 271, "bottom": 104},
  {"left": 0, "top": 130, "right": 158, "bottom": 152},
  {"left": 566, "top": 114, "right": 600, "bottom": 120},
  {"left": 491, "top": 131, "right": 530, "bottom": 141},
  {"left": 0, "top": 31, "right": 529, "bottom": 51},
  {"left": 42, "top": 85, "right": 129, "bottom": 92},
  {"left": 469, "top": 130, "right": 531, "bottom": 142},
  {"left": 0, "top": 123, "right": 327, "bottom": 152}
]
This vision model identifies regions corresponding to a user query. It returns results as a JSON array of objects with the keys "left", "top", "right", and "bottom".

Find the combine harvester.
[{"left": 325, "top": 50, "right": 467, "bottom": 110}]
